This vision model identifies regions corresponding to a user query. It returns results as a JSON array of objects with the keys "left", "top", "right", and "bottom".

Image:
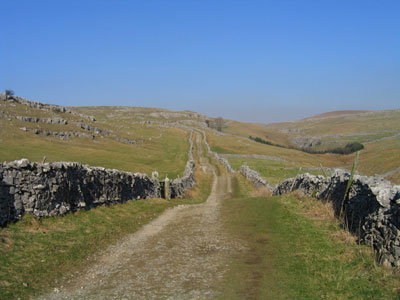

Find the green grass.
[
  {"left": 210, "top": 146, "right": 242, "bottom": 155},
  {"left": 0, "top": 132, "right": 213, "bottom": 300},
  {"left": 220, "top": 176, "right": 400, "bottom": 300},
  {"left": 0, "top": 182, "right": 211, "bottom": 300},
  {"left": 0, "top": 199, "right": 178, "bottom": 300},
  {"left": 266, "top": 109, "right": 400, "bottom": 138},
  {"left": 0, "top": 101, "right": 194, "bottom": 179},
  {"left": 205, "top": 131, "right": 348, "bottom": 169},
  {"left": 218, "top": 110, "right": 400, "bottom": 183},
  {"left": 0, "top": 119, "right": 189, "bottom": 179},
  {"left": 228, "top": 157, "right": 325, "bottom": 185}
]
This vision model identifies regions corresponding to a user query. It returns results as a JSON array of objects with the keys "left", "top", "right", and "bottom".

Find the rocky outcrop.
[
  {"left": 0, "top": 95, "right": 145, "bottom": 144},
  {"left": 240, "top": 165, "right": 273, "bottom": 190},
  {"left": 17, "top": 122, "right": 138, "bottom": 145},
  {"left": 291, "top": 136, "right": 322, "bottom": 148},
  {"left": 19, "top": 127, "right": 95, "bottom": 140},
  {"left": 116, "top": 137, "right": 137, "bottom": 145},
  {"left": 1, "top": 94, "right": 96, "bottom": 122},
  {"left": 16, "top": 115, "right": 69, "bottom": 125},
  {"left": 273, "top": 170, "right": 400, "bottom": 267},
  {"left": 0, "top": 159, "right": 160, "bottom": 227},
  {"left": 148, "top": 111, "right": 207, "bottom": 120},
  {"left": 78, "top": 122, "right": 103, "bottom": 134}
]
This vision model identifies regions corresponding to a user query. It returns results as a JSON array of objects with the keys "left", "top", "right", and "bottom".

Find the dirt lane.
[{"left": 37, "top": 134, "right": 244, "bottom": 300}]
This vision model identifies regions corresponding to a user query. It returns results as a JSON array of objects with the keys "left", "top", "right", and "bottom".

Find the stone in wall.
[{"left": 170, "top": 160, "right": 195, "bottom": 198}]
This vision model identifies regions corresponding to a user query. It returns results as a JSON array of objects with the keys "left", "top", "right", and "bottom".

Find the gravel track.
[{"left": 36, "top": 134, "right": 244, "bottom": 300}]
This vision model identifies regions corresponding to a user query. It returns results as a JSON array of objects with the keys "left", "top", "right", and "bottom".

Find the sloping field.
[
  {"left": 214, "top": 109, "right": 400, "bottom": 184},
  {"left": 266, "top": 109, "right": 400, "bottom": 139},
  {"left": 0, "top": 99, "right": 191, "bottom": 178},
  {"left": 222, "top": 120, "right": 292, "bottom": 147},
  {"left": 2, "top": 95, "right": 399, "bottom": 183},
  {"left": 302, "top": 110, "right": 371, "bottom": 120},
  {"left": 227, "top": 158, "right": 326, "bottom": 186},
  {"left": 205, "top": 131, "right": 350, "bottom": 168}
]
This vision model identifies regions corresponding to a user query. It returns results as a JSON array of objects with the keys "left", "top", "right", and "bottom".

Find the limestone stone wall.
[
  {"left": 170, "top": 131, "right": 196, "bottom": 198},
  {"left": 273, "top": 170, "right": 400, "bottom": 267},
  {"left": 0, "top": 159, "right": 160, "bottom": 227},
  {"left": 239, "top": 165, "right": 273, "bottom": 190},
  {"left": 200, "top": 130, "right": 275, "bottom": 192},
  {"left": 201, "top": 131, "right": 235, "bottom": 173},
  {"left": 0, "top": 131, "right": 199, "bottom": 226}
]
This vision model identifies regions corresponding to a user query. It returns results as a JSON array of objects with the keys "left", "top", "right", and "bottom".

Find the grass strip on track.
[{"left": 220, "top": 176, "right": 400, "bottom": 300}]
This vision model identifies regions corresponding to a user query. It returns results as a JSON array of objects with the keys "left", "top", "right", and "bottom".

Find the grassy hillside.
[
  {"left": 0, "top": 99, "right": 192, "bottom": 178},
  {"left": 222, "top": 120, "right": 292, "bottom": 147},
  {"left": 206, "top": 130, "right": 350, "bottom": 167},
  {"left": 217, "top": 109, "right": 400, "bottom": 183},
  {"left": 1, "top": 95, "right": 399, "bottom": 183},
  {"left": 266, "top": 110, "right": 400, "bottom": 141},
  {"left": 228, "top": 158, "right": 326, "bottom": 186}
]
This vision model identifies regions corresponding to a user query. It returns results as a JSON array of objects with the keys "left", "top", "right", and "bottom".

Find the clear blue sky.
[{"left": 1, "top": 0, "right": 399, "bottom": 123}]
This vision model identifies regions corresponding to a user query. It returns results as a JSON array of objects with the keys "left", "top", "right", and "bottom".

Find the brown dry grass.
[
  {"left": 251, "top": 186, "right": 271, "bottom": 198},
  {"left": 290, "top": 191, "right": 358, "bottom": 247},
  {"left": 303, "top": 110, "right": 371, "bottom": 120}
]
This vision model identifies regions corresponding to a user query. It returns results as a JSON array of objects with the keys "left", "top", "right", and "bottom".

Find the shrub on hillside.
[{"left": 330, "top": 142, "right": 364, "bottom": 154}]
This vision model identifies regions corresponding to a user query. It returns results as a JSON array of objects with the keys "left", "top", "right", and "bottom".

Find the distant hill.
[
  {"left": 302, "top": 110, "right": 371, "bottom": 120},
  {"left": 221, "top": 108, "right": 400, "bottom": 183},
  {"left": 1, "top": 93, "right": 399, "bottom": 184}
]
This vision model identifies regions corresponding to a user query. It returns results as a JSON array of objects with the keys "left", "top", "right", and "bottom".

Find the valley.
[{"left": 1, "top": 94, "right": 400, "bottom": 299}]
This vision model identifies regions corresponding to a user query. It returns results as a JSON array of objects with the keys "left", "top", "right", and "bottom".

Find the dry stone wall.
[
  {"left": 170, "top": 131, "right": 196, "bottom": 198},
  {"left": 0, "top": 131, "right": 198, "bottom": 226},
  {"left": 240, "top": 165, "right": 273, "bottom": 190},
  {"left": 201, "top": 131, "right": 235, "bottom": 173},
  {"left": 273, "top": 170, "right": 400, "bottom": 267},
  {"left": 0, "top": 159, "right": 159, "bottom": 227},
  {"left": 200, "top": 130, "right": 273, "bottom": 190}
]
